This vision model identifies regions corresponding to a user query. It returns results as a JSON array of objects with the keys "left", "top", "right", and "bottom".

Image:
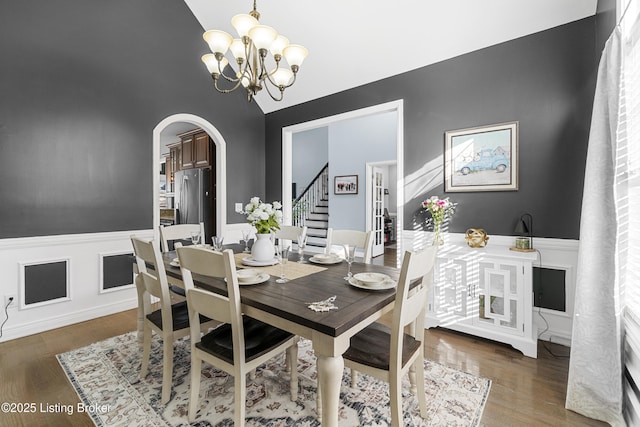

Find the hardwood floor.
[{"left": 0, "top": 246, "right": 606, "bottom": 426}]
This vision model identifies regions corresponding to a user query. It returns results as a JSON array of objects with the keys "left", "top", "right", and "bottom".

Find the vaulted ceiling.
[{"left": 185, "top": 0, "right": 598, "bottom": 114}]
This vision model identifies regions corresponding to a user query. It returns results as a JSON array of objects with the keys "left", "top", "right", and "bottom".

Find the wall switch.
[{"left": 235, "top": 203, "right": 243, "bottom": 213}]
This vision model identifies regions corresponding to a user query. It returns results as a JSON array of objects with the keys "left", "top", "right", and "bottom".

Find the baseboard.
[{"left": 0, "top": 298, "right": 137, "bottom": 343}]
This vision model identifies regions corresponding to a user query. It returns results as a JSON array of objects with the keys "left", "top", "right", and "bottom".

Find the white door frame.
[
  {"left": 152, "top": 113, "right": 227, "bottom": 242},
  {"left": 282, "top": 100, "right": 404, "bottom": 263}
]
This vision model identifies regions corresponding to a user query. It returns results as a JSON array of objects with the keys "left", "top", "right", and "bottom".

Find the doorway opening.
[
  {"left": 152, "top": 114, "right": 227, "bottom": 242},
  {"left": 282, "top": 100, "right": 404, "bottom": 264}
]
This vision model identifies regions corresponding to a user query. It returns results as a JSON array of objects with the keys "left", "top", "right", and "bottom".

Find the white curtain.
[{"left": 565, "top": 27, "right": 626, "bottom": 426}]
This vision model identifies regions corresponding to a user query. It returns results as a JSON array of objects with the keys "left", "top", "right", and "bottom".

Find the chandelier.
[{"left": 201, "top": 0, "right": 308, "bottom": 102}]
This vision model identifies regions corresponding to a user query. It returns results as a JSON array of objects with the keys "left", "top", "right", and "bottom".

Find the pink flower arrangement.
[{"left": 421, "top": 196, "right": 456, "bottom": 229}]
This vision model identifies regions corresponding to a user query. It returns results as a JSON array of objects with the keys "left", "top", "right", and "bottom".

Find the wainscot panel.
[{"left": 0, "top": 230, "right": 152, "bottom": 342}]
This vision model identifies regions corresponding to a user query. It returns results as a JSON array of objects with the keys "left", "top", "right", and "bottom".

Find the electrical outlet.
[
  {"left": 4, "top": 294, "right": 16, "bottom": 308},
  {"left": 235, "top": 203, "right": 243, "bottom": 213}
]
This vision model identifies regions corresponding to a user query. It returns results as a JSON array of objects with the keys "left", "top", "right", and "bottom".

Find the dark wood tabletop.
[{"left": 162, "top": 245, "right": 400, "bottom": 338}]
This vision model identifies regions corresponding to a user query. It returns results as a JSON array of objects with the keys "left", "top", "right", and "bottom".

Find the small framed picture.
[
  {"left": 444, "top": 121, "right": 519, "bottom": 192},
  {"left": 334, "top": 175, "right": 358, "bottom": 195}
]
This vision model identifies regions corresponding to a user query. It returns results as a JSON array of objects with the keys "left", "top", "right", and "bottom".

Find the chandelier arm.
[
  {"left": 262, "top": 78, "right": 284, "bottom": 101},
  {"left": 261, "top": 61, "right": 282, "bottom": 88},
  {"left": 212, "top": 75, "right": 245, "bottom": 94},
  {"left": 266, "top": 71, "right": 297, "bottom": 91},
  {"left": 217, "top": 68, "right": 242, "bottom": 83},
  {"left": 282, "top": 72, "right": 298, "bottom": 89}
]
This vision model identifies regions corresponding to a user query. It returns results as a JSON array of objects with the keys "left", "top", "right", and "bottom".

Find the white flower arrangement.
[{"left": 243, "top": 197, "right": 283, "bottom": 234}]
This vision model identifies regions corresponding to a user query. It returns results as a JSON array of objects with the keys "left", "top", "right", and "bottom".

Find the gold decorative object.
[{"left": 465, "top": 228, "right": 489, "bottom": 248}]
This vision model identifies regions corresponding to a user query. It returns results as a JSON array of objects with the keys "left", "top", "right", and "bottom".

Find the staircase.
[{"left": 293, "top": 163, "right": 329, "bottom": 250}]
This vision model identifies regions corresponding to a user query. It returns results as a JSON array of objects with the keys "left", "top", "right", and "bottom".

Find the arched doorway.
[{"left": 152, "top": 114, "right": 227, "bottom": 241}]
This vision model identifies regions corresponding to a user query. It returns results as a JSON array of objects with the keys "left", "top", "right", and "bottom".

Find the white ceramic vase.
[{"left": 251, "top": 233, "right": 275, "bottom": 262}]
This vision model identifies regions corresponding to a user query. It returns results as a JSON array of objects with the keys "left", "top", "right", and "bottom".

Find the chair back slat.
[
  {"left": 274, "top": 225, "right": 307, "bottom": 242},
  {"left": 326, "top": 229, "right": 373, "bottom": 263},
  {"left": 177, "top": 246, "right": 227, "bottom": 279},
  {"left": 140, "top": 270, "right": 166, "bottom": 300},
  {"left": 187, "top": 288, "right": 233, "bottom": 325},
  {"left": 179, "top": 248, "right": 241, "bottom": 326},
  {"left": 159, "top": 223, "right": 205, "bottom": 252}
]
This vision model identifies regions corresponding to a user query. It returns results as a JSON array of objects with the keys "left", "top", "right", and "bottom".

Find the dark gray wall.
[
  {"left": 265, "top": 17, "right": 598, "bottom": 240},
  {"left": 0, "top": 0, "right": 265, "bottom": 238},
  {"left": 596, "top": 0, "right": 617, "bottom": 53}
]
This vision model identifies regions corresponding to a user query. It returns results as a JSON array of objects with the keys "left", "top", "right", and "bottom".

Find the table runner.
[{"left": 233, "top": 252, "right": 329, "bottom": 280}]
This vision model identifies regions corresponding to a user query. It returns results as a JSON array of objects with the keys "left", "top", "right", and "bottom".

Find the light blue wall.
[
  {"left": 292, "top": 127, "right": 329, "bottom": 197},
  {"left": 328, "top": 111, "right": 397, "bottom": 231}
]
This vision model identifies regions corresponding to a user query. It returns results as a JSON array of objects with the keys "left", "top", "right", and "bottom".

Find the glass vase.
[{"left": 432, "top": 222, "right": 444, "bottom": 246}]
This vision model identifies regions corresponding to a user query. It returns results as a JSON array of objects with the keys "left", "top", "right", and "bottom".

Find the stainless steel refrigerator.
[{"left": 174, "top": 168, "right": 212, "bottom": 243}]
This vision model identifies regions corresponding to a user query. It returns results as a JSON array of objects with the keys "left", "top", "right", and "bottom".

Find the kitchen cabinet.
[
  {"left": 426, "top": 243, "right": 538, "bottom": 357},
  {"left": 178, "top": 129, "right": 210, "bottom": 169},
  {"left": 167, "top": 142, "right": 181, "bottom": 174}
]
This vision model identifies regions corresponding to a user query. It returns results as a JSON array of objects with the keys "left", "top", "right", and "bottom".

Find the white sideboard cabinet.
[{"left": 426, "top": 243, "right": 538, "bottom": 358}]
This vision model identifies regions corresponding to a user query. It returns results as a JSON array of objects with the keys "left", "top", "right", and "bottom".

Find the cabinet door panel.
[
  {"left": 430, "top": 257, "right": 471, "bottom": 323},
  {"left": 181, "top": 136, "right": 194, "bottom": 169},
  {"left": 476, "top": 260, "right": 523, "bottom": 335},
  {"left": 194, "top": 132, "right": 210, "bottom": 168}
]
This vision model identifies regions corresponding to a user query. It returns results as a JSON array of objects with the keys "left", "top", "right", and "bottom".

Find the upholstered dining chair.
[
  {"left": 130, "top": 236, "right": 217, "bottom": 405},
  {"left": 342, "top": 246, "right": 438, "bottom": 427},
  {"left": 177, "top": 246, "right": 299, "bottom": 425},
  {"left": 324, "top": 228, "right": 373, "bottom": 263}
]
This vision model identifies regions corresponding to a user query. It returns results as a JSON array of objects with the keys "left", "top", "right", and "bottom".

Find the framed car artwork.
[{"left": 444, "top": 121, "right": 519, "bottom": 192}]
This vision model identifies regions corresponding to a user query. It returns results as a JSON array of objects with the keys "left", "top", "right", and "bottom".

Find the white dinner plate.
[
  {"left": 170, "top": 261, "right": 180, "bottom": 267},
  {"left": 309, "top": 255, "right": 343, "bottom": 265},
  {"left": 226, "top": 272, "right": 270, "bottom": 286},
  {"left": 348, "top": 277, "right": 396, "bottom": 291},
  {"left": 353, "top": 272, "right": 389, "bottom": 286},
  {"left": 241, "top": 257, "right": 279, "bottom": 267}
]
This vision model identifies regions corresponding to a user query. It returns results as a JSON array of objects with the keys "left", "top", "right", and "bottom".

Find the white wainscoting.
[
  {"left": 0, "top": 227, "right": 578, "bottom": 346},
  {"left": 401, "top": 230, "right": 578, "bottom": 346},
  {"left": 0, "top": 230, "right": 153, "bottom": 342}
]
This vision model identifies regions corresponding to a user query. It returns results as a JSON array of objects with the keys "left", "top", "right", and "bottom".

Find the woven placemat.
[{"left": 233, "top": 253, "right": 328, "bottom": 280}]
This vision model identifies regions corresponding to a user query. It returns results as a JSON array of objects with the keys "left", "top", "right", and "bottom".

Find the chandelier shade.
[{"left": 200, "top": 0, "right": 308, "bottom": 102}]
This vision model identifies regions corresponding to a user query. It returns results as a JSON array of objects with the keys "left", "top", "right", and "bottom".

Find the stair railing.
[{"left": 293, "top": 163, "right": 329, "bottom": 227}]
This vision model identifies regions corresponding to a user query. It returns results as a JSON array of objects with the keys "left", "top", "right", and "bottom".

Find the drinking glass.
[
  {"left": 276, "top": 245, "right": 290, "bottom": 283},
  {"left": 190, "top": 231, "right": 200, "bottom": 247},
  {"left": 212, "top": 235, "right": 224, "bottom": 251},
  {"left": 297, "top": 234, "right": 307, "bottom": 263},
  {"left": 241, "top": 229, "right": 251, "bottom": 253},
  {"left": 343, "top": 244, "right": 356, "bottom": 281}
]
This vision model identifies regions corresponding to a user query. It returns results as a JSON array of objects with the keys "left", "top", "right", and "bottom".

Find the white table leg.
[{"left": 316, "top": 354, "right": 344, "bottom": 427}]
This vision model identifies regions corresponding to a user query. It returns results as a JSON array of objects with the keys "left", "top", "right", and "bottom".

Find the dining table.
[{"left": 160, "top": 244, "right": 401, "bottom": 427}]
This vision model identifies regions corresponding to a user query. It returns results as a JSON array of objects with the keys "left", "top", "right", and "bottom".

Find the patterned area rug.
[{"left": 57, "top": 332, "right": 491, "bottom": 426}]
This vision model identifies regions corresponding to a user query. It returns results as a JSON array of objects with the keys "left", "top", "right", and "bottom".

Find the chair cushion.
[
  {"left": 169, "top": 285, "right": 186, "bottom": 297},
  {"left": 146, "top": 301, "right": 211, "bottom": 331},
  {"left": 196, "top": 316, "right": 294, "bottom": 364},
  {"left": 343, "top": 322, "right": 421, "bottom": 371}
]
